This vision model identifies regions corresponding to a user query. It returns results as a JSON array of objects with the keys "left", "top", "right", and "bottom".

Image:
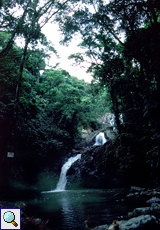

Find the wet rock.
[
  {"left": 119, "top": 215, "right": 158, "bottom": 230},
  {"left": 107, "top": 220, "right": 121, "bottom": 230},
  {"left": 130, "top": 186, "right": 143, "bottom": 192},
  {"left": 150, "top": 203, "right": 160, "bottom": 217},
  {"left": 81, "top": 128, "right": 92, "bottom": 139},
  {"left": 126, "top": 186, "right": 157, "bottom": 198},
  {"left": 92, "top": 215, "right": 159, "bottom": 230},
  {"left": 127, "top": 193, "right": 135, "bottom": 197},
  {"left": 75, "top": 140, "right": 123, "bottom": 188},
  {"left": 77, "top": 130, "right": 100, "bottom": 147},
  {"left": 127, "top": 203, "right": 160, "bottom": 219},
  {"left": 114, "top": 192, "right": 127, "bottom": 200},
  {"left": 128, "top": 207, "right": 151, "bottom": 218},
  {"left": 152, "top": 190, "right": 160, "bottom": 198},
  {"left": 140, "top": 190, "right": 152, "bottom": 196},
  {"left": 92, "top": 224, "right": 109, "bottom": 230},
  {"left": 78, "top": 126, "right": 115, "bottom": 148},
  {"left": 93, "top": 188, "right": 160, "bottom": 230},
  {"left": 139, "top": 188, "right": 160, "bottom": 198},
  {"left": 146, "top": 197, "right": 160, "bottom": 204}
]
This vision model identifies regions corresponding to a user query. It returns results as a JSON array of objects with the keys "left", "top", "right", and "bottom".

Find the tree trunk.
[
  {"left": 15, "top": 37, "right": 29, "bottom": 105},
  {"left": 12, "top": 37, "right": 30, "bottom": 155},
  {"left": 110, "top": 80, "right": 121, "bottom": 134}
]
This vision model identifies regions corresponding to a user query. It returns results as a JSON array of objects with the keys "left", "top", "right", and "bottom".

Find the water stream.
[
  {"left": 54, "top": 154, "right": 81, "bottom": 191},
  {"left": 94, "top": 132, "right": 108, "bottom": 146},
  {"left": 41, "top": 154, "right": 82, "bottom": 193},
  {"left": 34, "top": 135, "right": 146, "bottom": 229},
  {"left": 45, "top": 131, "right": 107, "bottom": 193}
]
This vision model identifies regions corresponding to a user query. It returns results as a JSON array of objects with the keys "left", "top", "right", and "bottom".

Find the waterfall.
[
  {"left": 94, "top": 132, "right": 108, "bottom": 146},
  {"left": 54, "top": 154, "right": 81, "bottom": 191}
]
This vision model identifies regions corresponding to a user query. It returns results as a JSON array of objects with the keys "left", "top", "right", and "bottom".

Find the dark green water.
[{"left": 24, "top": 188, "right": 147, "bottom": 230}]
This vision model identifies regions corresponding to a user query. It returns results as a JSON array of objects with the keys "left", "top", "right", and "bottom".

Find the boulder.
[
  {"left": 150, "top": 203, "right": 160, "bottom": 217},
  {"left": 92, "top": 215, "right": 159, "bottom": 230},
  {"left": 146, "top": 197, "right": 160, "bottom": 204},
  {"left": 127, "top": 193, "right": 135, "bottom": 197},
  {"left": 93, "top": 220, "right": 121, "bottom": 230},
  {"left": 97, "top": 113, "right": 115, "bottom": 129},
  {"left": 130, "top": 186, "right": 143, "bottom": 192},
  {"left": 81, "top": 128, "right": 92, "bottom": 139},
  {"left": 78, "top": 130, "right": 100, "bottom": 147},
  {"left": 128, "top": 207, "right": 151, "bottom": 218},
  {"left": 74, "top": 140, "right": 123, "bottom": 188},
  {"left": 128, "top": 203, "right": 160, "bottom": 219},
  {"left": 92, "top": 224, "right": 109, "bottom": 230},
  {"left": 140, "top": 190, "right": 152, "bottom": 196},
  {"left": 119, "top": 215, "right": 158, "bottom": 230}
]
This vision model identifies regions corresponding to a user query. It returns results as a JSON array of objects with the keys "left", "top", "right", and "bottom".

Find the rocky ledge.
[
  {"left": 92, "top": 186, "right": 160, "bottom": 230},
  {"left": 93, "top": 215, "right": 159, "bottom": 230}
]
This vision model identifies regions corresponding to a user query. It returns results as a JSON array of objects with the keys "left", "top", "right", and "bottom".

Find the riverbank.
[{"left": 92, "top": 186, "right": 160, "bottom": 230}]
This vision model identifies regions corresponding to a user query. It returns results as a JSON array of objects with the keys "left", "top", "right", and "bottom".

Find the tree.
[
  {"left": 39, "top": 69, "right": 101, "bottom": 149},
  {"left": 0, "top": 0, "right": 83, "bottom": 154},
  {"left": 57, "top": 0, "right": 160, "bottom": 185},
  {"left": 0, "top": 32, "right": 21, "bottom": 155}
]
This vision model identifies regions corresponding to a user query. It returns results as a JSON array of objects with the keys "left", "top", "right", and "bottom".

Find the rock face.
[
  {"left": 92, "top": 215, "right": 159, "bottom": 230},
  {"left": 81, "top": 128, "right": 92, "bottom": 139},
  {"left": 128, "top": 203, "right": 160, "bottom": 219},
  {"left": 70, "top": 140, "right": 123, "bottom": 188},
  {"left": 78, "top": 130, "right": 112, "bottom": 148},
  {"left": 119, "top": 215, "right": 158, "bottom": 230},
  {"left": 97, "top": 113, "right": 115, "bottom": 129},
  {"left": 146, "top": 197, "right": 160, "bottom": 204},
  {"left": 79, "top": 113, "right": 118, "bottom": 148}
]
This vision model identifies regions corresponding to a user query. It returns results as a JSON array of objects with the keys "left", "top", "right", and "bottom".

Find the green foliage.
[
  {"left": 58, "top": 0, "right": 160, "bottom": 185},
  {"left": 0, "top": 32, "right": 21, "bottom": 149},
  {"left": 2, "top": 0, "right": 160, "bottom": 187},
  {"left": 38, "top": 69, "right": 104, "bottom": 149},
  {"left": 0, "top": 0, "right": 113, "bottom": 187},
  {"left": 109, "top": 1, "right": 160, "bottom": 185}
]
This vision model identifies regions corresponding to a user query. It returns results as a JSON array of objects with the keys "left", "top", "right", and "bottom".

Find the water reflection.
[
  {"left": 58, "top": 192, "right": 86, "bottom": 229},
  {"left": 25, "top": 188, "right": 146, "bottom": 230}
]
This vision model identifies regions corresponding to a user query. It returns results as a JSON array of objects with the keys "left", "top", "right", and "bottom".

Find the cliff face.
[
  {"left": 79, "top": 113, "right": 118, "bottom": 148},
  {"left": 70, "top": 113, "right": 123, "bottom": 188},
  {"left": 67, "top": 113, "right": 159, "bottom": 190},
  {"left": 70, "top": 140, "right": 125, "bottom": 188}
]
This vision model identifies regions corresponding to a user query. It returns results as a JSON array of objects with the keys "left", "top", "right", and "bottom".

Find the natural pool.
[{"left": 24, "top": 188, "right": 147, "bottom": 230}]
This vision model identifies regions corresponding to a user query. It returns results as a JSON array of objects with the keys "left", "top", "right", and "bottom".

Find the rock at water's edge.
[
  {"left": 119, "top": 215, "right": 158, "bottom": 230},
  {"left": 92, "top": 215, "right": 158, "bottom": 230}
]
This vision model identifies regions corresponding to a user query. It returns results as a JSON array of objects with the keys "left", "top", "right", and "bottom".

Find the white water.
[
  {"left": 54, "top": 154, "right": 81, "bottom": 192},
  {"left": 94, "top": 132, "right": 107, "bottom": 146}
]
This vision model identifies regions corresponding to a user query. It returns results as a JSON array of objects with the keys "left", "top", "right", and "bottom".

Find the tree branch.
[
  {"left": 40, "top": 0, "right": 71, "bottom": 28},
  {"left": 0, "top": 0, "right": 32, "bottom": 56}
]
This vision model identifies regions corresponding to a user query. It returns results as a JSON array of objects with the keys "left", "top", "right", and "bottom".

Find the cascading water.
[
  {"left": 54, "top": 154, "right": 81, "bottom": 191},
  {"left": 94, "top": 132, "right": 108, "bottom": 146}
]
